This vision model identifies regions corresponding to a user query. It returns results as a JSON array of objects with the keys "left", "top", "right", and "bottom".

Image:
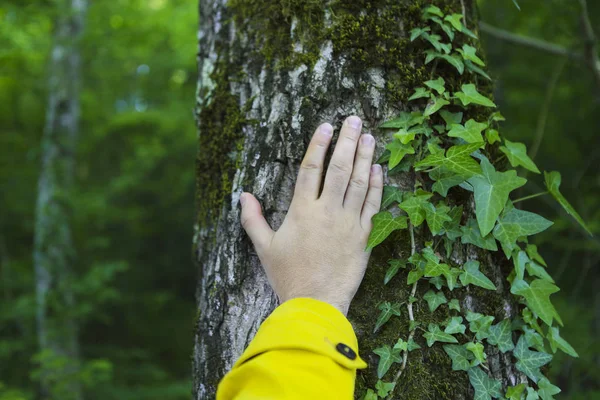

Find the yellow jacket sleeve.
[{"left": 216, "top": 298, "right": 367, "bottom": 400}]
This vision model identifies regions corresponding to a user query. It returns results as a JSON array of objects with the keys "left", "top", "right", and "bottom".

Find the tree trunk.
[
  {"left": 34, "top": 0, "right": 87, "bottom": 399},
  {"left": 193, "top": 1, "right": 521, "bottom": 398}
]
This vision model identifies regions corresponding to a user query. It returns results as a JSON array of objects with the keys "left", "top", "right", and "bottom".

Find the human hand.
[{"left": 240, "top": 116, "right": 383, "bottom": 315}]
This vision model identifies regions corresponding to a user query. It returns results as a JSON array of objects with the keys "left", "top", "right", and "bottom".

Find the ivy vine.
[{"left": 363, "top": 5, "right": 588, "bottom": 400}]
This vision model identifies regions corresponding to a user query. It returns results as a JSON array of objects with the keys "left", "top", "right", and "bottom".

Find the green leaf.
[
  {"left": 407, "top": 268, "right": 424, "bottom": 285},
  {"left": 460, "top": 218, "right": 498, "bottom": 251},
  {"left": 547, "top": 326, "right": 578, "bottom": 357},
  {"left": 526, "top": 244, "right": 547, "bottom": 267},
  {"left": 444, "top": 14, "right": 464, "bottom": 31},
  {"left": 424, "top": 202, "right": 453, "bottom": 236},
  {"left": 409, "top": 87, "right": 431, "bottom": 101},
  {"left": 407, "top": 338, "right": 421, "bottom": 351},
  {"left": 439, "top": 53, "right": 465, "bottom": 74},
  {"left": 489, "top": 112, "right": 506, "bottom": 122},
  {"left": 487, "top": 319, "right": 514, "bottom": 353},
  {"left": 457, "top": 44, "right": 485, "bottom": 66},
  {"left": 384, "top": 259, "right": 406, "bottom": 285},
  {"left": 493, "top": 208, "right": 553, "bottom": 258},
  {"left": 424, "top": 96, "right": 450, "bottom": 117},
  {"left": 544, "top": 171, "right": 592, "bottom": 235},
  {"left": 373, "top": 345, "right": 403, "bottom": 379},
  {"left": 429, "top": 276, "right": 445, "bottom": 290},
  {"left": 424, "top": 323, "right": 458, "bottom": 347},
  {"left": 522, "top": 308, "right": 544, "bottom": 336},
  {"left": 385, "top": 139, "right": 415, "bottom": 169},
  {"left": 466, "top": 311, "right": 495, "bottom": 341},
  {"left": 393, "top": 338, "right": 408, "bottom": 351},
  {"left": 466, "top": 342, "right": 487, "bottom": 365},
  {"left": 444, "top": 316, "right": 466, "bottom": 334},
  {"left": 485, "top": 129, "right": 500, "bottom": 144},
  {"left": 465, "top": 59, "right": 492, "bottom": 80},
  {"left": 448, "top": 119, "right": 487, "bottom": 144},
  {"left": 380, "top": 111, "right": 425, "bottom": 129},
  {"left": 410, "top": 26, "right": 431, "bottom": 42},
  {"left": 512, "top": 0, "right": 521, "bottom": 11},
  {"left": 523, "top": 326, "right": 546, "bottom": 353},
  {"left": 440, "top": 110, "right": 463, "bottom": 129},
  {"left": 468, "top": 366, "right": 502, "bottom": 400},
  {"left": 423, "top": 5, "right": 444, "bottom": 18},
  {"left": 511, "top": 279, "right": 562, "bottom": 326},
  {"left": 505, "top": 384, "right": 526, "bottom": 400},
  {"left": 430, "top": 168, "right": 466, "bottom": 197},
  {"left": 526, "top": 388, "right": 540, "bottom": 400},
  {"left": 455, "top": 83, "right": 497, "bottom": 108},
  {"left": 399, "top": 190, "right": 433, "bottom": 227},
  {"left": 375, "top": 380, "right": 396, "bottom": 398},
  {"left": 514, "top": 336, "right": 553, "bottom": 383},
  {"left": 448, "top": 298, "right": 461, "bottom": 312},
  {"left": 423, "top": 290, "right": 447, "bottom": 312},
  {"left": 444, "top": 267, "right": 461, "bottom": 291},
  {"left": 382, "top": 186, "right": 404, "bottom": 209},
  {"left": 374, "top": 301, "right": 402, "bottom": 333},
  {"left": 416, "top": 143, "right": 482, "bottom": 178},
  {"left": 468, "top": 158, "right": 527, "bottom": 236},
  {"left": 460, "top": 260, "right": 497, "bottom": 290},
  {"left": 364, "top": 389, "right": 378, "bottom": 400},
  {"left": 367, "top": 212, "right": 408, "bottom": 250},
  {"left": 500, "top": 140, "right": 540, "bottom": 173},
  {"left": 537, "top": 378, "right": 561, "bottom": 400},
  {"left": 425, "top": 77, "right": 446, "bottom": 94},
  {"left": 443, "top": 344, "right": 472, "bottom": 371}
]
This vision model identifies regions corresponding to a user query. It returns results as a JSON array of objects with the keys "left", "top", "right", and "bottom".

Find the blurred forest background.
[{"left": 0, "top": 0, "right": 597, "bottom": 399}]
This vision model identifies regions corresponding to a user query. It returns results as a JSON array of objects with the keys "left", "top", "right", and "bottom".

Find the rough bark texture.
[
  {"left": 34, "top": 1, "right": 87, "bottom": 399},
  {"left": 193, "top": 1, "right": 522, "bottom": 398}
]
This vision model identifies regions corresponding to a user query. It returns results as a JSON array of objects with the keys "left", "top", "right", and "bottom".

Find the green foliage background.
[{"left": 0, "top": 0, "right": 597, "bottom": 399}]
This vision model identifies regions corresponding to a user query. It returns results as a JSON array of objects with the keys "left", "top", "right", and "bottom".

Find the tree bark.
[
  {"left": 34, "top": 0, "right": 87, "bottom": 399},
  {"left": 193, "top": 1, "right": 521, "bottom": 398}
]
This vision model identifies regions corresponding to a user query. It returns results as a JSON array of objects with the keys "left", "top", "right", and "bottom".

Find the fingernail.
[
  {"left": 240, "top": 193, "right": 246, "bottom": 206},
  {"left": 347, "top": 116, "right": 362, "bottom": 129},
  {"left": 361, "top": 134, "right": 374, "bottom": 145},
  {"left": 320, "top": 123, "right": 333, "bottom": 136},
  {"left": 371, "top": 164, "right": 382, "bottom": 173}
]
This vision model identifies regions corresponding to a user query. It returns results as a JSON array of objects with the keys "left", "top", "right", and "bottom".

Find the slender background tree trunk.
[
  {"left": 193, "top": 1, "right": 521, "bottom": 398},
  {"left": 34, "top": 0, "right": 87, "bottom": 398}
]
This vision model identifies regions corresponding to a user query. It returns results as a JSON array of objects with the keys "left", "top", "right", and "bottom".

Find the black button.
[{"left": 336, "top": 343, "right": 357, "bottom": 360}]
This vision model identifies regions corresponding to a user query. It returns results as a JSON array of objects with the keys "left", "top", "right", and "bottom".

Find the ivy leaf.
[
  {"left": 448, "top": 119, "right": 487, "bottom": 144},
  {"left": 425, "top": 51, "right": 465, "bottom": 74},
  {"left": 380, "top": 111, "right": 425, "bottom": 129},
  {"left": 460, "top": 260, "right": 497, "bottom": 290},
  {"left": 448, "top": 298, "right": 461, "bottom": 312},
  {"left": 511, "top": 279, "right": 562, "bottom": 326},
  {"left": 500, "top": 140, "right": 540, "bottom": 173},
  {"left": 384, "top": 259, "right": 406, "bottom": 285},
  {"left": 393, "top": 338, "right": 408, "bottom": 351},
  {"left": 525, "top": 260, "right": 554, "bottom": 283},
  {"left": 465, "top": 59, "right": 492, "bottom": 81},
  {"left": 457, "top": 44, "right": 485, "bottom": 66},
  {"left": 522, "top": 308, "right": 544, "bottom": 337},
  {"left": 407, "top": 338, "right": 421, "bottom": 351},
  {"left": 375, "top": 380, "right": 396, "bottom": 398},
  {"left": 364, "top": 389, "right": 378, "bottom": 400},
  {"left": 415, "top": 143, "right": 482, "bottom": 178},
  {"left": 468, "top": 367, "right": 502, "bottom": 400},
  {"left": 547, "top": 326, "right": 578, "bottom": 357},
  {"left": 544, "top": 171, "right": 592, "bottom": 235},
  {"left": 425, "top": 77, "right": 446, "bottom": 94},
  {"left": 487, "top": 319, "right": 514, "bottom": 353},
  {"left": 423, "top": 290, "right": 447, "bottom": 312},
  {"left": 429, "top": 276, "right": 445, "bottom": 290},
  {"left": 460, "top": 218, "right": 498, "bottom": 251},
  {"left": 440, "top": 110, "right": 463, "bottom": 129},
  {"left": 399, "top": 190, "right": 433, "bottom": 227},
  {"left": 373, "top": 345, "right": 403, "bottom": 379},
  {"left": 443, "top": 344, "right": 472, "bottom": 371},
  {"left": 444, "top": 14, "right": 464, "bottom": 32},
  {"left": 382, "top": 186, "right": 404, "bottom": 209},
  {"left": 424, "top": 323, "right": 458, "bottom": 347},
  {"left": 485, "top": 129, "right": 500, "bottom": 144},
  {"left": 429, "top": 16, "right": 455, "bottom": 41},
  {"left": 422, "top": 5, "right": 444, "bottom": 19},
  {"left": 523, "top": 326, "right": 546, "bottom": 353},
  {"left": 424, "top": 202, "right": 453, "bottom": 236},
  {"left": 455, "top": 83, "right": 497, "bottom": 108},
  {"left": 444, "top": 267, "right": 461, "bottom": 291},
  {"left": 444, "top": 316, "right": 466, "bottom": 334},
  {"left": 430, "top": 168, "right": 466, "bottom": 197},
  {"left": 366, "top": 212, "right": 408, "bottom": 250},
  {"left": 407, "top": 268, "right": 424, "bottom": 285},
  {"left": 526, "top": 244, "right": 547, "bottom": 267},
  {"left": 526, "top": 388, "right": 540, "bottom": 400},
  {"left": 466, "top": 311, "right": 495, "bottom": 340},
  {"left": 410, "top": 26, "right": 431, "bottom": 42},
  {"left": 385, "top": 139, "right": 415, "bottom": 169},
  {"left": 409, "top": 87, "right": 431, "bottom": 101},
  {"left": 374, "top": 301, "right": 402, "bottom": 333},
  {"left": 505, "top": 384, "right": 526, "bottom": 400},
  {"left": 468, "top": 158, "right": 527, "bottom": 236},
  {"left": 493, "top": 208, "right": 553, "bottom": 258},
  {"left": 466, "top": 342, "right": 487, "bottom": 366},
  {"left": 514, "top": 336, "right": 553, "bottom": 383},
  {"left": 537, "top": 378, "right": 561, "bottom": 400},
  {"left": 424, "top": 96, "right": 450, "bottom": 117}
]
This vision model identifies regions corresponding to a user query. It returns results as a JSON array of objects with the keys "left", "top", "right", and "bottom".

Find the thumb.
[{"left": 240, "top": 192, "right": 274, "bottom": 253}]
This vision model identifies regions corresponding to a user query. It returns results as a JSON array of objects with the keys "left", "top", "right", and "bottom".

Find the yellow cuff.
[{"left": 235, "top": 298, "right": 367, "bottom": 370}]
